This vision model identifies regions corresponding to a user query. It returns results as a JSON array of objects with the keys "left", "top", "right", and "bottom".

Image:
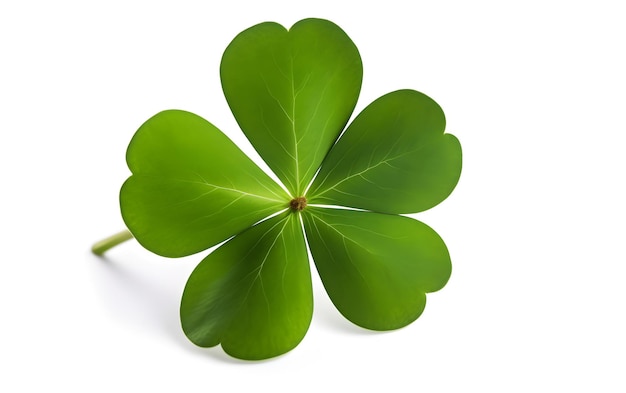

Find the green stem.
[{"left": 92, "top": 230, "right": 134, "bottom": 255}]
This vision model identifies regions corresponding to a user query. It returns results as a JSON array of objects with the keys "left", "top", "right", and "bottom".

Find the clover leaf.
[{"left": 93, "top": 18, "right": 462, "bottom": 360}]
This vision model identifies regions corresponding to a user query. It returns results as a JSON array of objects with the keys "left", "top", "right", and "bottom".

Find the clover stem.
[{"left": 91, "top": 230, "right": 134, "bottom": 256}]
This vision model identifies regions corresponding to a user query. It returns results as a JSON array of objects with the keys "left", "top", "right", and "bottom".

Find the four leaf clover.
[{"left": 119, "top": 18, "right": 462, "bottom": 360}]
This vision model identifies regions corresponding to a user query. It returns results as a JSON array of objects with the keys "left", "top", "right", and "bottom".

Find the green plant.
[{"left": 93, "top": 18, "right": 462, "bottom": 360}]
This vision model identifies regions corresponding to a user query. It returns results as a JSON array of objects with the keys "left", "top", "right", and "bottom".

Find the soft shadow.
[
  {"left": 90, "top": 252, "right": 185, "bottom": 338},
  {"left": 89, "top": 252, "right": 296, "bottom": 364},
  {"left": 312, "top": 293, "right": 384, "bottom": 336},
  {"left": 89, "top": 252, "right": 224, "bottom": 361},
  {"left": 199, "top": 346, "right": 289, "bottom": 364}
]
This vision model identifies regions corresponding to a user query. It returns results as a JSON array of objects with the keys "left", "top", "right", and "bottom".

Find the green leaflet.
[
  {"left": 302, "top": 207, "right": 451, "bottom": 331},
  {"left": 120, "top": 110, "right": 288, "bottom": 257},
  {"left": 180, "top": 212, "right": 312, "bottom": 360},
  {"left": 221, "top": 18, "right": 362, "bottom": 196},
  {"left": 308, "top": 90, "right": 462, "bottom": 213}
]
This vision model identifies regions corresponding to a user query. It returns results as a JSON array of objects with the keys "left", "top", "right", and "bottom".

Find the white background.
[{"left": 1, "top": 0, "right": 625, "bottom": 391}]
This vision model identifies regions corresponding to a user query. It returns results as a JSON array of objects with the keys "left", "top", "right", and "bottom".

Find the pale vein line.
[
  {"left": 280, "top": 232, "right": 289, "bottom": 300},
  {"left": 193, "top": 172, "right": 283, "bottom": 203},
  {"left": 308, "top": 214, "right": 370, "bottom": 288},
  {"left": 271, "top": 51, "right": 290, "bottom": 82},
  {"left": 293, "top": 73, "right": 311, "bottom": 98},
  {"left": 315, "top": 160, "right": 388, "bottom": 197},
  {"left": 313, "top": 145, "right": 427, "bottom": 198},
  {"left": 295, "top": 82, "right": 333, "bottom": 189},
  {"left": 250, "top": 175, "right": 288, "bottom": 200},
  {"left": 307, "top": 127, "right": 369, "bottom": 196},
  {"left": 189, "top": 194, "right": 246, "bottom": 225},
  {"left": 259, "top": 107, "right": 297, "bottom": 160},
  {"left": 309, "top": 109, "right": 405, "bottom": 196},
  {"left": 312, "top": 214, "right": 373, "bottom": 254},
  {"left": 330, "top": 222, "right": 409, "bottom": 240},
  {"left": 290, "top": 57, "right": 300, "bottom": 194},
  {"left": 260, "top": 73, "right": 293, "bottom": 123},
  {"left": 240, "top": 216, "right": 291, "bottom": 317},
  {"left": 194, "top": 213, "right": 293, "bottom": 323}
]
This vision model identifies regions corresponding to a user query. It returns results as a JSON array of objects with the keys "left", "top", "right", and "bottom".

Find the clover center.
[{"left": 289, "top": 196, "right": 307, "bottom": 211}]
